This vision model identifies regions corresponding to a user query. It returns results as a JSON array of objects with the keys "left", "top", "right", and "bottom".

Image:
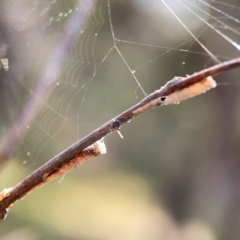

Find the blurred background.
[{"left": 0, "top": 0, "right": 240, "bottom": 239}]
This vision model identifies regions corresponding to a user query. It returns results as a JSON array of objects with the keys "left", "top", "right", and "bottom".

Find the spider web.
[
  {"left": 0, "top": 0, "right": 240, "bottom": 171},
  {"left": 1, "top": 0, "right": 240, "bottom": 239}
]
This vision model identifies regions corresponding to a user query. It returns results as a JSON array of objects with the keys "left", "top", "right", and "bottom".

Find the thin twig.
[
  {"left": 0, "top": 0, "right": 99, "bottom": 166},
  {"left": 0, "top": 141, "right": 106, "bottom": 220},
  {"left": 0, "top": 57, "right": 240, "bottom": 220}
]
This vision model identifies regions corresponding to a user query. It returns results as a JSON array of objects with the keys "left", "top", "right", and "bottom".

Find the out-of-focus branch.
[
  {"left": 0, "top": 0, "right": 99, "bottom": 166},
  {"left": 0, "top": 57, "right": 240, "bottom": 220}
]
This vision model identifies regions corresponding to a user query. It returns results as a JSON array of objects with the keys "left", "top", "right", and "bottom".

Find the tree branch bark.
[{"left": 0, "top": 57, "right": 240, "bottom": 220}]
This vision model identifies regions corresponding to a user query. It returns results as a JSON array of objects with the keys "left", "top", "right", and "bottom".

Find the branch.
[
  {"left": 0, "top": 0, "right": 99, "bottom": 166},
  {"left": 0, "top": 57, "right": 240, "bottom": 220},
  {"left": 0, "top": 141, "right": 106, "bottom": 220}
]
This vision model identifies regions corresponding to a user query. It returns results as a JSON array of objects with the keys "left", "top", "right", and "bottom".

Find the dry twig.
[
  {"left": 0, "top": 57, "right": 240, "bottom": 219},
  {"left": 0, "top": 141, "right": 106, "bottom": 220}
]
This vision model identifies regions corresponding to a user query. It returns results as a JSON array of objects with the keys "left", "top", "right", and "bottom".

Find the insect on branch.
[{"left": 0, "top": 57, "right": 240, "bottom": 220}]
